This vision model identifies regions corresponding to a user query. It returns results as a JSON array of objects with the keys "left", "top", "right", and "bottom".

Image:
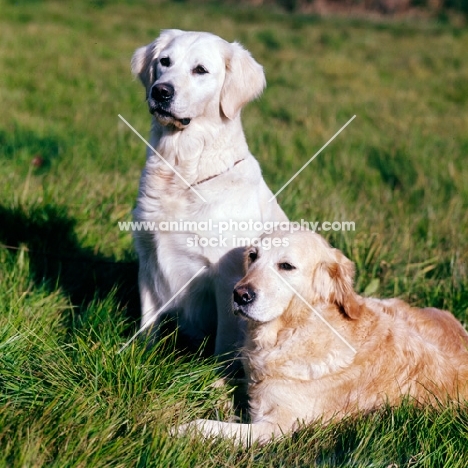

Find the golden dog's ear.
[
  {"left": 220, "top": 42, "right": 266, "bottom": 120},
  {"left": 131, "top": 29, "right": 184, "bottom": 88},
  {"left": 316, "top": 251, "right": 361, "bottom": 319}
]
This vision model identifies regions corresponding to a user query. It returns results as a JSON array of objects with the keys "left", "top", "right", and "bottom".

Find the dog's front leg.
[
  {"left": 175, "top": 419, "right": 279, "bottom": 445},
  {"left": 134, "top": 231, "right": 166, "bottom": 331},
  {"left": 138, "top": 262, "right": 162, "bottom": 330}
]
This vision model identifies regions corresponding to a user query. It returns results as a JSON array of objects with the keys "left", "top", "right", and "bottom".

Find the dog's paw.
[{"left": 171, "top": 419, "right": 216, "bottom": 439}]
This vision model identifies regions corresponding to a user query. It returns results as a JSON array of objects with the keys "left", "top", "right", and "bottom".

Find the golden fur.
[{"left": 177, "top": 230, "right": 468, "bottom": 444}]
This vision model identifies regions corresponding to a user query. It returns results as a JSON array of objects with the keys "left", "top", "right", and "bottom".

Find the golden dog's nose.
[{"left": 233, "top": 285, "right": 256, "bottom": 306}]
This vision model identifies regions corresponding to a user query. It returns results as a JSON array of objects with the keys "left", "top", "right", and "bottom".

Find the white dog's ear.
[
  {"left": 220, "top": 42, "right": 266, "bottom": 120},
  {"left": 315, "top": 252, "right": 361, "bottom": 319},
  {"left": 131, "top": 29, "right": 184, "bottom": 88}
]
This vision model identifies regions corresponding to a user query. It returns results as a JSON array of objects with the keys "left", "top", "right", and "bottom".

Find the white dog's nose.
[{"left": 152, "top": 83, "right": 174, "bottom": 102}]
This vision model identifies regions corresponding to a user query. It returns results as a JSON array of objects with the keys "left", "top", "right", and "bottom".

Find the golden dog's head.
[
  {"left": 233, "top": 230, "right": 361, "bottom": 325},
  {"left": 131, "top": 29, "right": 266, "bottom": 128}
]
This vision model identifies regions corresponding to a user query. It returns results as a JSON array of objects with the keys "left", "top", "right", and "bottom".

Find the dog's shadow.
[
  {"left": 0, "top": 204, "right": 219, "bottom": 353},
  {"left": 0, "top": 203, "right": 140, "bottom": 326}
]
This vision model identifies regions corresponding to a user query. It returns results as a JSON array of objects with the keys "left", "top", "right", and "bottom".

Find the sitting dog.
[
  {"left": 178, "top": 229, "right": 468, "bottom": 444},
  {"left": 131, "top": 30, "right": 287, "bottom": 356}
]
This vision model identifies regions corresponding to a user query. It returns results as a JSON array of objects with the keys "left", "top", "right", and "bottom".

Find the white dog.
[
  {"left": 177, "top": 230, "right": 468, "bottom": 444},
  {"left": 131, "top": 30, "right": 287, "bottom": 357}
]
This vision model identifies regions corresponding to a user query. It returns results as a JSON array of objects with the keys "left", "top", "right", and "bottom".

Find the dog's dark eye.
[
  {"left": 193, "top": 65, "right": 208, "bottom": 75},
  {"left": 160, "top": 57, "right": 171, "bottom": 67},
  {"left": 247, "top": 249, "right": 257, "bottom": 263},
  {"left": 278, "top": 262, "right": 295, "bottom": 271}
]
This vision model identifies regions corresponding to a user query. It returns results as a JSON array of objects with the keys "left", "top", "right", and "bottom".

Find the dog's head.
[
  {"left": 233, "top": 230, "right": 362, "bottom": 325},
  {"left": 131, "top": 29, "right": 266, "bottom": 129}
]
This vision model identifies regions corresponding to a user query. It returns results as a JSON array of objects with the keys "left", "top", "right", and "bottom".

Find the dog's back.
[
  {"left": 361, "top": 299, "right": 468, "bottom": 403},
  {"left": 378, "top": 298, "right": 468, "bottom": 357}
]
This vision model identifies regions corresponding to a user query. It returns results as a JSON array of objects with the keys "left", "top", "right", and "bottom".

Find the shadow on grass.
[
  {"left": 0, "top": 203, "right": 219, "bottom": 355},
  {"left": 0, "top": 203, "right": 141, "bottom": 326}
]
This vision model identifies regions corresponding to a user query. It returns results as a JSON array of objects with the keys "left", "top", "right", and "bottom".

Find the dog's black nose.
[
  {"left": 233, "top": 285, "right": 256, "bottom": 306},
  {"left": 151, "top": 83, "right": 174, "bottom": 102}
]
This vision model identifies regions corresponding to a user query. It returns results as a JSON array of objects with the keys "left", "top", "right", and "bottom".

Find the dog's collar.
[{"left": 191, "top": 158, "right": 245, "bottom": 187}]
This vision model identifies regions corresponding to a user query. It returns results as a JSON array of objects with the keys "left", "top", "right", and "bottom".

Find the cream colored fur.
[
  {"left": 178, "top": 230, "right": 468, "bottom": 444},
  {"left": 131, "top": 30, "right": 287, "bottom": 356}
]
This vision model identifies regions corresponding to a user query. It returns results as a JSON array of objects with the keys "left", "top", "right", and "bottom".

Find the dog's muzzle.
[{"left": 148, "top": 83, "right": 191, "bottom": 127}]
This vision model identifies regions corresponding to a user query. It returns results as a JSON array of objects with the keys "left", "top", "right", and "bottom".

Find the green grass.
[{"left": 1, "top": 0, "right": 468, "bottom": 466}]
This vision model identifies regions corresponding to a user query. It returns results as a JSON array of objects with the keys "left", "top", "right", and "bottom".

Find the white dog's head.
[
  {"left": 131, "top": 29, "right": 266, "bottom": 129},
  {"left": 233, "top": 230, "right": 361, "bottom": 324}
]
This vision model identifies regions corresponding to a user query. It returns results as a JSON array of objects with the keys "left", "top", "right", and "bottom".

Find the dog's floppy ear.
[
  {"left": 315, "top": 251, "right": 361, "bottom": 319},
  {"left": 131, "top": 29, "right": 184, "bottom": 88},
  {"left": 220, "top": 42, "right": 266, "bottom": 120}
]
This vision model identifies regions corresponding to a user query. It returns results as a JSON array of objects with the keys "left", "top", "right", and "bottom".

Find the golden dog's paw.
[{"left": 171, "top": 419, "right": 218, "bottom": 439}]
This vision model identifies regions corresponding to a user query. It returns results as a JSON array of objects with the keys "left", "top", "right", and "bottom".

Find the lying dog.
[
  {"left": 178, "top": 230, "right": 468, "bottom": 444},
  {"left": 131, "top": 30, "right": 287, "bottom": 356}
]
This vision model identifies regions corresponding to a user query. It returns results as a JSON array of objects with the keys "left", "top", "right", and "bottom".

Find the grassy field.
[{"left": 1, "top": 0, "right": 468, "bottom": 466}]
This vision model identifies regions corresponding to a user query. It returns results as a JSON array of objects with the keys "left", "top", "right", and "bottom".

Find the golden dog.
[{"left": 177, "top": 230, "right": 468, "bottom": 444}]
